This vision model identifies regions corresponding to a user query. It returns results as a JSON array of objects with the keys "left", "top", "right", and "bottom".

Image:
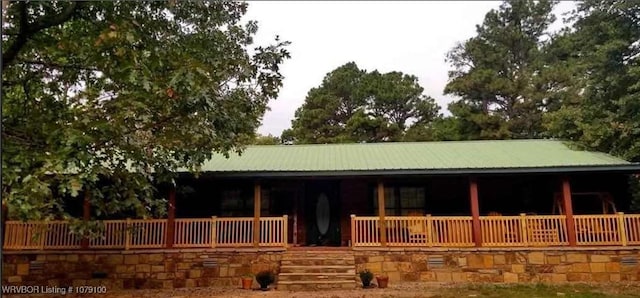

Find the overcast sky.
[{"left": 243, "top": 1, "right": 577, "bottom": 137}]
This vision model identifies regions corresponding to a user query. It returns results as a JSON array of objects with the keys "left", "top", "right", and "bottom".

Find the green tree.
[
  {"left": 444, "top": 0, "right": 558, "bottom": 140},
  {"left": 543, "top": 0, "right": 640, "bottom": 162},
  {"left": 2, "top": 1, "right": 290, "bottom": 220},
  {"left": 253, "top": 134, "right": 281, "bottom": 145},
  {"left": 541, "top": 0, "right": 639, "bottom": 209},
  {"left": 286, "top": 63, "right": 440, "bottom": 143}
]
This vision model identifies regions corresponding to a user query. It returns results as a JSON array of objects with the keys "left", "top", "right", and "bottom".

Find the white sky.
[{"left": 244, "top": 1, "right": 577, "bottom": 137}]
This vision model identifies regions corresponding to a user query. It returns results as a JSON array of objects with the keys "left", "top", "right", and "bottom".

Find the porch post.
[
  {"left": 81, "top": 191, "right": 90, "bottom": 249},
  {"left": 562, "top": 177, "right": 577, "bottom": 246},
  {"left": 469, "top": 176, "right": 482, "bottom": 247},
  {"left": 1, "top": 201, "right": 7, "bottom": 247},
  {"left": 253, "top": 181, "right": 261, "bottom": 248},
  {"left": 166, "top": 186, "right": 176, "bottom": 248},
  {"left": 377, "top": 180, "right": 387, "bottom": 247}
]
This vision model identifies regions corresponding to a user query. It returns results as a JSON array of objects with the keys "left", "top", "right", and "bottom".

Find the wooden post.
[
  {"left": 520, "top": 213, "right": 528, "bottom": 246},
  {"left": 377, "top": 180, "right": 387, "bottom": 247},
  {"left": 618, "top": 212, "right": 627, "bottom": 246},
  {"left": 211, "top": 216, "right": 217, "bottom": 248},
  {"left": 253, "top": 181, "right": 261, "bottom": 248},
  {"left": 283, "top": 215, "right": 288, "bottom": 247},
  {"left": 125, "top": 218, "right": 131, "bottom": 250},
  {"left": 81, "top": 191, "right": 91, "bottom": 249},
  {"left": 426, "top": 214, "right": 433, "bottom": 247},
  {"left": 1, "top": 201, "right": 7, "bottom": 248},
  {"left": 562, "top": 177, "right": 577, "bottom": 246},
  {"left": 350, "top": 214, "right": 356, "bottom": 247},
  {"left": 166, "top": 187, "right": 176, "bottom": 248},
  {"left": 469, "top": 177, "right": 482, "bottom": 247}
]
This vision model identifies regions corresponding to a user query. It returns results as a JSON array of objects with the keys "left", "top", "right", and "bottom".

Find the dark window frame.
[{"left": 371, "top": 183, "right": 427, "bottom": 216}]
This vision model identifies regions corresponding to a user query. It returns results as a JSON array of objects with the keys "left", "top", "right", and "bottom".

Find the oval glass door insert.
[{"left": 316, "top": 193, "right": 330, "bottom": 236}]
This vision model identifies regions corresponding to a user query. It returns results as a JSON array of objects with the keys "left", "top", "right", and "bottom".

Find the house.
[{"left": 4, "top": 139, "right": 640, "bottom": 288}]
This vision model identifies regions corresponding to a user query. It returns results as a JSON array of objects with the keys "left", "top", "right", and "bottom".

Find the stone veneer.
[
  {"left": 2, "top": 249, "right": 283, "bottom": 289},
  {"left": 4, "top": 247, "right": 640, "bottom": 289},
  {"left": 354, "top": 248, "right": 640, "bottom": 283}
]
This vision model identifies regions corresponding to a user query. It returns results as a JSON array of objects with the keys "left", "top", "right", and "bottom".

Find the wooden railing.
[
  {"left": 525, "top": 215, "right": 568, "bottom": 246},
  {"left": 3, "top": 216, "right": 288, "bottom": 250},
  {"left": 575, "top": 214, "right": 621, "bottom": 245},
  {"left": 351, "top": 216, "right": 381, "bottom": 246},
  {"left": 351, "top": 213, "right": 638, "bottom": 248},
  {"left": 624, "top": 214, "right": 640, "bottom": 245},
  {"left": 480, "top": 215, "right": 568, "bottom": 246},
  {"left": 351, "top": 215, "right": 474, "bottom": 247}
]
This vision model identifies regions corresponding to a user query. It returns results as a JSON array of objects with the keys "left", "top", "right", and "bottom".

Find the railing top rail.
[
  {"left": 479, "top": 216, "right": 521, "bottom": 220},
  {"left": 574, "top": 214, "right": 619, "bottom": 218}
]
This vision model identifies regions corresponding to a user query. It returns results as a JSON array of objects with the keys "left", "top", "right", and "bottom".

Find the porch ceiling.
[{"left": 182, "top": 140, "right": 640, "bottom": 177}]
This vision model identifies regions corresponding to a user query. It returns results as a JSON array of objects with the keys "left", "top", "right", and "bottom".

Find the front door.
[{"left": 305, "top": 181, "right": 341, "bottom": 246}]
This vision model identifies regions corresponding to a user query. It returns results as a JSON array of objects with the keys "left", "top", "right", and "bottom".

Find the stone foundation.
[
  {"left": 4, "top": 247, "right": 640, "bottom": 290},
  {"left": 354, "top": 248, "right": 640, "bottom": 283},
  {"left": 2, "top": 249, "right": 283, "bottom": 289}
]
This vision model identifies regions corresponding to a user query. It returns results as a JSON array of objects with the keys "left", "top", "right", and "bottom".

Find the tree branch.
[
  {"left": 2, "top": 2, "right": 80, "bottom": 68},
  {"left": 18, "top": 59, "right": 99, "bottom": 72}
]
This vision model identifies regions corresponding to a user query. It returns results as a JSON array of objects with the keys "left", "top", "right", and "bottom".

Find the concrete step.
[
  {"left": 278, "top": 250, "right": 356, "bottom": 290},
  {"left": 278, "top": 272, "right": 356, "bottom": 281},
  {"left": 277, "top": 280, "right": 357, "bottom": 291},
  {"left": 279, "top": 265, "right": 356, "bottom": 274},
  {"left": 281, "top": 259, "right": 355, "bottom": 266}
]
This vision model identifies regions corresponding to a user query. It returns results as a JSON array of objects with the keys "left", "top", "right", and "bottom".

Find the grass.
[{"left": 425, "top": 283, "right": 640, "bottom": 298}]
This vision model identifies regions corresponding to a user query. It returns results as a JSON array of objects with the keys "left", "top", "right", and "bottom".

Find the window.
[
  {"left": 220, "top": 189, "right": 252, "bottom": 217},
  {"left": 373, "top": 186, "right": 425, "bottom": 215},
  {"left": 219, "top": 188, "right": 272, "bottom": 217}
]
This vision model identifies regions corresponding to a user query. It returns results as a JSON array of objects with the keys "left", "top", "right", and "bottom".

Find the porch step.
[
  {"left": 280, "top": 265, "right": 356, "bottom": 274},
  {"left": 277, "top": 251, "right": 357, "bottom": 291},
  {"left": 281, "top": 258, "right": 355, "bottom": 266}
]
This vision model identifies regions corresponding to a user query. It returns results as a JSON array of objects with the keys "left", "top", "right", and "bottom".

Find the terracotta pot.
[
  {"left": 241, "top": 277, "right": 253, "bottom": 290},
  {"left": 376, "top": 276, "right": 389, "bottom": 289}
]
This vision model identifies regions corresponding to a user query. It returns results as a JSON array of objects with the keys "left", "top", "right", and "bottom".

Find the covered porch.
[{"left": 4, "top": 173, "right": 640, "bottom": 250}]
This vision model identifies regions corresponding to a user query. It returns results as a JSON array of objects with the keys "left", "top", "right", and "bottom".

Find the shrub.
[
  {"left": 359, "top": 269, "right": 374, "bottom": 287},
  {"left": 255, "top": 270, "right": 275, "bottom": 289}
]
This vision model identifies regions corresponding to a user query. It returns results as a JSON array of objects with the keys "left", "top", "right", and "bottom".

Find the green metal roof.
[{"left": 190, "top": 140, "right": 640, "bottom": 177}]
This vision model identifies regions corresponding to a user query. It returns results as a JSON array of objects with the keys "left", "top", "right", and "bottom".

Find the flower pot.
[
  {"left": 376, "top": 276, "right": 389, "bottom": 289},
  {"left": 241, "top": 277, "right": 253, "bottom": 290}
]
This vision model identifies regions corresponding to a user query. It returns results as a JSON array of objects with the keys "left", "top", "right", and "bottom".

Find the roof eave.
[{"left": 183, "top": 164, "right": 640, "bottom": 178}]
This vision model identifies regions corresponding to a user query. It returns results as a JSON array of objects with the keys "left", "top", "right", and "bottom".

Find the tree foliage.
[
  {"left": 444, "top": 0, "right": 558, "bottom": 140},
  {"left": 543, "top": 0, "right": 640, "bottom": 162},
  {"left": 1, "top": 1, "right": 290, "bottom": 220},
  {"left": 252, "top": 134, "right": 281, "bottom": 145},
  {"left": 284, "top": 62, "right": 440, "bottom": 144}
]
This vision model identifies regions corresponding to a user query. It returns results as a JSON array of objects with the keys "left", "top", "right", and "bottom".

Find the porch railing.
[
  {"left": 351, "top": 213, "right": 640, "bottom": 248},
  {"left": 3, "top": 216, "right": 288, "bottom": 250},
  {"left": 480, "top": 215, "right": 568, "bottom": 247},
  {"left": 351, "top": 215, "right": 474, "bottom": 247}
]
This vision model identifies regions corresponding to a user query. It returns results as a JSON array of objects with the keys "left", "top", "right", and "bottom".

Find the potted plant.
[
  {"left": 359, "top": 269, "right": 374, "bottom": 288},
  {"left": 255, "top": 270, "right": 275, "bottom": 291},
  {"left": 240, "top": 274, "right": 253, "bottom": 290},
  {"left": 376, "top": 274, "right": 389, "bottom": 288}
]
